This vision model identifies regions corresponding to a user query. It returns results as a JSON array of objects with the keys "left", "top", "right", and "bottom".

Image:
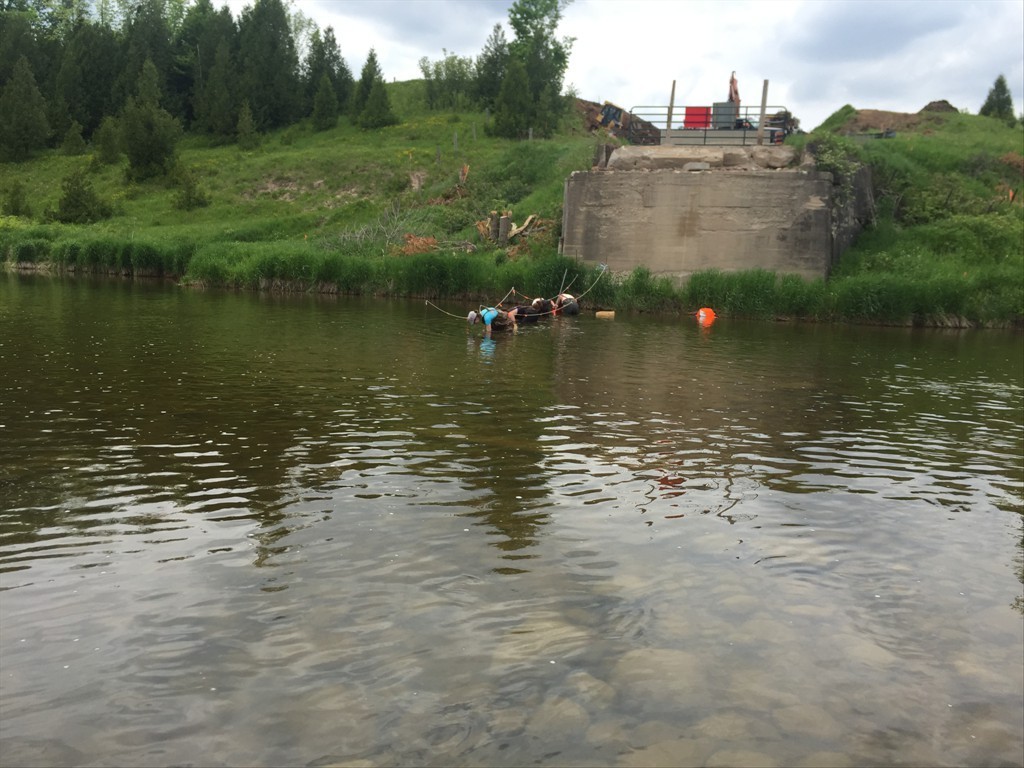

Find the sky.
[{"left": 232, "top": 0, "right": 1024, "bottom": 131}]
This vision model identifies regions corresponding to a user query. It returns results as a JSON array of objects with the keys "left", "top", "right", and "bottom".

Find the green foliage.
[
  {"left": 311, "top": 72, "right": 339, "bottom": 131},
  {"left": 61, "top": 120, "right": 87, "bottom": 155},
  {"left": 807, "top": 132, "right": 861, "bottom": 205},
  {"left": 616, "top": 266, "right": 678, "bottom": 311},
  {"left": 0, "top": 55, "right": 50, "bottom": 161},
  {"left": 507, "top": 0, "right": 574, "bottom": 138},
  {"left": 474, "top": 24, "right": 510, "bottom": 111},
  {"left": 419, "top": 49, "right": 475, "bottom": 111},
  {"left": 55, "top": 21, "right": 120, "bottom": 137},
  {"left": 237, "top": 0, "right": 300, "bottom": 131},
  {"left": 10, "top": 239, "right": 52, "bottom": 264},
  {"left": 352, "top": 49, "right": 384, "bottom": 118},
  {"left": 2, "top": 181, "right": 33, "bottom": 218},
  {"left": 979, "top": 74, "right": 1016, "bottom": 127},
  {"left": 304, "top": 26, "right": 353, "bottom": 117},
  {"left": 815, "top": 104, "right": 857, "bottom": 134},
  {"left": 237, "top": 100, "right": 261, "bottom": 150},
  {"left": 490, "top": 57, "right": 531, "bottom": 139},
  {"left": 197, "top": 40, "right": 237, "bottom": 137},
  {"left": 357, "top": 79, "right": 398, "bottom": 130},
  {"left": 172, "top": 166, "right": 212, "bottom": 211},
  {"left": 121, "top": 59, "right": 183, "bottom": 181},
  {"left": 92, "top": 116, "right": 122, "bottom": 164},
  {"left": 48, "top": 169, "right": 113, "bottom": 224}
]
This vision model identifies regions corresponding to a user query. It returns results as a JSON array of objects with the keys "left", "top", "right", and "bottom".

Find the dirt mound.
[
  {"left": 844, "top": 109, "right": 923, "bottom": 133},
  {"left": 920, "top": 99, "right": 958, "bottom": 113}
]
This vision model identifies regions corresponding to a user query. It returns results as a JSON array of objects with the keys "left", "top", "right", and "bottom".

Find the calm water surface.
[{"left": 1, "top": 273, "right": 1022, "bottom": 768}]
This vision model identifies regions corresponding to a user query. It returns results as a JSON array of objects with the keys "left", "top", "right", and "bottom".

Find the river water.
[{"left": 1, "top": 273, "right": 1022, "bottom": 768}]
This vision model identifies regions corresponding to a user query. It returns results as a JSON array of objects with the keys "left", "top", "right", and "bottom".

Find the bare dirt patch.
[{"left": 844, "top": 109, "right": 924, "bottom": 133}]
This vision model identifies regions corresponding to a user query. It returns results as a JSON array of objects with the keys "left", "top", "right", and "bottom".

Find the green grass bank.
[{"left": 2, "top": 86, "right": 1022, "bottom": 327}]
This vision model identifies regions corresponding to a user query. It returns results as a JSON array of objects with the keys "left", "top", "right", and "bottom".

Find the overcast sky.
[{"left": 233, "top": 0, "right": 1024, "bottom": 131}]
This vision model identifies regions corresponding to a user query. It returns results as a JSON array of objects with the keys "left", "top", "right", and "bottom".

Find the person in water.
[
  {"left": 555, "top": 293, "right": 579, "bottom": 316},
  {"left": 468, "top": 307, "right": 511, "bottom": 335},
  {"left": 467, "top": 305, "right": 541, "bottom": 334},
  {"left": 531, "top": 297, "right": 555, "bottom": 316}
]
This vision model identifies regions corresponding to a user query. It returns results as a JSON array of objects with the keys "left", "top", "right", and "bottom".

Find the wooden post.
[
  {"left": 453, "top": 130, "right": 458, "bottom": 152},
  {"left": 498, "top": 214, "right": 511, "bottom": 246},
  {"left": 666, "top": 79, "right": 676, "bottom": 142},
  {"left": 756, "top": 79, "right": 769, "bottom": 145},
  {"left": 489, "top": 211, "right": 500, "bottom": 241}
]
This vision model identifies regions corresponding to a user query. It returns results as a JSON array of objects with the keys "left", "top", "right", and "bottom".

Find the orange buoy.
[{"left": 696, "top": 307, "right": 716, "bottom": 326}]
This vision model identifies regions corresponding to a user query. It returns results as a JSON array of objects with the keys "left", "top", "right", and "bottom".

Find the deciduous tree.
[{"left": 506, "top": 0, "right": 574, "bottom": 138}]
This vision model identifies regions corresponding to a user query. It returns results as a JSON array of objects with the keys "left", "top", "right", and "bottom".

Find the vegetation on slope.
[{"left": 2, "top": 91, "right": 1022, "bottom": 326}]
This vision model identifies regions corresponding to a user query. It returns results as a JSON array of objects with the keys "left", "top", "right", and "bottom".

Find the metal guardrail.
[{"left": 626, "top": 104, "right": 794, "bottom": 147}]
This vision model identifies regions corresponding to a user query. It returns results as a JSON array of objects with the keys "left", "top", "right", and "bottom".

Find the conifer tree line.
[{"left": 0, "top": 0, "right": 574, "bottom": 163}]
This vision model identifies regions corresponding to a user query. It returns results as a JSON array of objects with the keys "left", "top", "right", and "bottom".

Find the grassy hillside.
[{"left": 1, "top": 85, "right": 1022, "bottom": 326}]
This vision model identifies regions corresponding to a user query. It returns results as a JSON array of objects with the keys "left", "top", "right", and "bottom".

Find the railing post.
[
  {"left": 666, "top": 80, "right": 676, "bottom": 144},
  {"left": 757, "top": 80, "right": 769, "bottom": 146}
]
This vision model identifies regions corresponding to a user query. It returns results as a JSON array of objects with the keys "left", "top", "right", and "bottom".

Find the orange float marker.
[{"left": 696, "top": 307, "right": 716, "bottom": 326}]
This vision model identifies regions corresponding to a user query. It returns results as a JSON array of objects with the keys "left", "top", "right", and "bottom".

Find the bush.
[
  {"left": 48, "top": 169, "right": 113, "bottom": 224},
  {"left": 2, "top": 181, "right": 32, "bottom": 218},
  {"left": 172, "top": 166, "right": 211, "bottom": 211},
  {"left": 61, "top": 121, "right": 87, "bottom": 156},
  {"left": 12, "top": 238, "right": 50, "bottom": 263},
  {"left": 92, "top": 116, "right": 121, "bottom": 165}
]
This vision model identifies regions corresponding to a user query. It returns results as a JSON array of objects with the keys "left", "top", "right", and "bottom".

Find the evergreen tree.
[
  {"left": 357, "top": 77, "right": 398, "bottom": 129},
  {"left": 323, "top": 27, "right": 353, "bottom": 114},
  {"left": 61, "top": 120, "right": 87, "bottom": 155},
  {"left": 54, "top": 21, "right": 121, "bottom": 137},
  {"left": 0, "top": 55, "right": 50, "bottom": 161},
  {"left": 120, "top": 58, "right": 182, "bottom": 181},
  {"left": 197, "top": 39, "right": 236, "bottom": 137},
  {"left": 93, "top": 115, "right": 121, "bottom": 164},
  {"left": 979, "top": 74, "right": 1016, "bottom": 126},
  {"left": 351, "top": 49, "right": 383, "bottom": 118},
  {"left": 236, "top": 100, "right": 260, "bottom": 150},
  {"left": 304, "top": 27, "right": 328, "bottom": 115},
  {"left": 304, "top": 26, "right": 353, "bottom": 118},
  {"left": 312, "top": 71, "right": 338, "bottom": 131},
  {"left": 490, "top": 56, "right": 530, "bottom": 139},
  {"left": 474, "top": 24, "right": 509, "bottom": 111},
  {"left": 189, "top": 4, "right": 238, "bottom": 133},
  {"left": 2, "top": 180, "right": 32, "bottom": 218},
  {"left": 115, "top": 0, "right": 174, "bottom": 116},
  {"left": 49, "top": 168, "right": 113, "bottom": 224},
  {"left": 237, "top": 0, "right": 300, "bottom": 130}
]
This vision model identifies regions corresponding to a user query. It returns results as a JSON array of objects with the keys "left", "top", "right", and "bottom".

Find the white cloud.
[{"left": 230, "top": 0, "right": 1024, "bottom": 130}]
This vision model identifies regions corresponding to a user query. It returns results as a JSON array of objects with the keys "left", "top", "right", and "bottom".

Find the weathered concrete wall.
[{"left": 560, "top": 149, "right": 839, "bottom": 282}]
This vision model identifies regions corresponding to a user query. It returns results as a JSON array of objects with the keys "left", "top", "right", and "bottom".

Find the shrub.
[
  {"left": 12, "top": 238, "right": 50, "bottom": 263},
  {"left": 48, "top": 169, "right": 113, "bottom": 224},
  {"left": 2, "top": 181, "right": 32, "bottom": 218},
  {"left": 61, "top": 121, "right": 87, "bottom": 156},
  {"left": 172, "top": 166, "right": 211, "bottom": 211},
  {"left": 92, "top": 116, "right": 121, "bottom": 165}
]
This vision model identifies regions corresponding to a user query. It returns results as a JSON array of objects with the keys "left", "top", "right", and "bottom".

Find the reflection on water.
[{"left": 1, "top": 273, "right": 1022, "bottom": 767}]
